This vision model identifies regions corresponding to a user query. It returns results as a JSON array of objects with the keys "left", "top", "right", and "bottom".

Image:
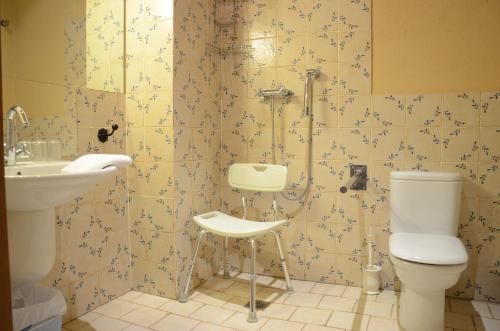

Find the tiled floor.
[{"left": 64, "top": 274, "right": 500, "bottom": 331}]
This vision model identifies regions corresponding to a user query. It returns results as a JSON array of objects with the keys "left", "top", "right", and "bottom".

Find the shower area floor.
[{"left": 62, "top": 274, "right": 499, "bottom": 331}]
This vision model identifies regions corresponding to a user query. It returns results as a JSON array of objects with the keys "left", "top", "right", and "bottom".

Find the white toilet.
[{"left": 389, "top": 171, "right": 468, "bottom": 331}]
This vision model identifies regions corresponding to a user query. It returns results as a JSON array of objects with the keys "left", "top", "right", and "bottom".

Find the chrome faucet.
[{"left": 4, "top": 105, "right": 30, "bottom": 166}]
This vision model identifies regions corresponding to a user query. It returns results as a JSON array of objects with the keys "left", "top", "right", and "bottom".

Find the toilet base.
[{"left": 399, "top": 284, "right": 445, "bottom": 331}]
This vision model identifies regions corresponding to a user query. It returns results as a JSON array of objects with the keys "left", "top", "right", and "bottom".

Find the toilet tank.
[{"left": 390, "top": 171, "right": 462, "bottom": 236}]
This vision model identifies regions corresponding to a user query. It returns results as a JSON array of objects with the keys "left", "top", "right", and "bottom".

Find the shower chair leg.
[
  {"left": 271, "top": 230, "right": 294, "bottom": 293},
  {"left": 247, "top": 239, "right": 258, "bottom": 323},
  {"left": 179, "top": 230, "right": 207, "bottom": 303},
  {"left": 222, "top": 236, "right": 230, "bottom": 279}
]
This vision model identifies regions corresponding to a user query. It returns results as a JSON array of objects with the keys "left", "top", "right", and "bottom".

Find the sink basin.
[
  {"left": 4, "top": 160, "right": 120, "bottom": 284},
  {"left": 5, "top": 161, "right": 118, "bottom": 211}
]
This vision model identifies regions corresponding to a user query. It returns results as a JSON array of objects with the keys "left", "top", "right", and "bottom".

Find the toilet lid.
[{"left": 389, "top": 233, "right": 468, "bottom": 265}]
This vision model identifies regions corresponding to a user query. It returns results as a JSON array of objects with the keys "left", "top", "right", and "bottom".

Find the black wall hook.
[{"left": 97, "top": 124, "right": 119, "bottom": 143}]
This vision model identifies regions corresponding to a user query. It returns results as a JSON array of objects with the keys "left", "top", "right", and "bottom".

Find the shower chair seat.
[
  {"left": 193, "top": 211, "right": 286, "bottom": 238},
  {"left": 179, "top": 163, "right": 294, "bottom": 323}
]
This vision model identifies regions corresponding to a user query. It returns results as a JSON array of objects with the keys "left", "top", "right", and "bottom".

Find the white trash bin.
[{"left": 11, "top": 284, "right": 67, "bottom": 331}]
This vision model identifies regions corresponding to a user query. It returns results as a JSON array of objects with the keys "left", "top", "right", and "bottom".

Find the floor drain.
[{"left": 244, "top": 300, "right": 271, "bottom": 310}]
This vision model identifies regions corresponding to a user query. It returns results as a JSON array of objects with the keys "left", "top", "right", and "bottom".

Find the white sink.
[
  {"left": 4, "top": 161, "right": 119, "bottom": 284},
  {"left": 5, "top": 161, "right": 117, "bottom": 211}
]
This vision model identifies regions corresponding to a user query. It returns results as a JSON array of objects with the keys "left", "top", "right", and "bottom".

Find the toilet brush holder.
[{"left": 362, "top": 265, "right": 382, "bottom": 295}]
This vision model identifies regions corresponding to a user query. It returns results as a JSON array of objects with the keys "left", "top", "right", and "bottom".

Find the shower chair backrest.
[{"left": 228, "top": 163, "right": 287, "bottom": 192}]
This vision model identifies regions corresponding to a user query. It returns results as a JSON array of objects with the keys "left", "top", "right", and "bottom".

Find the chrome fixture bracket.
[{"left": 257, "top": 85, "right": 293, "bottom": 99}]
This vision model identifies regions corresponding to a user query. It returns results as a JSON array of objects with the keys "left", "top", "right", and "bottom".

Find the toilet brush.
[{"left": 363, "top": 230, "right": 381, "bottom": 294}]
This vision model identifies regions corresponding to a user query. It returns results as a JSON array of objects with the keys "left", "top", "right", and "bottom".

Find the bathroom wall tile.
[
  {"left": 443, "top": 92, "right": 480, "bottom": 127},
  {"left": 248, "top": 38, "right": 277, "bottom": 68},
  {"left": 246, "top": 5, "right": 277, "bottom": 40},
  {"left": 476, "top": 234, "right": 499, "bottom": 269},
  {"left": 474, "top": 267, "right": 500, "bottom": 302},
  {"left": 477, "top": 198, "right": 500, "bottom": 234},
  {"left": 338, "top": 0, "right": 371, "bottom": 31},
  {"left": 277, "top": 66, "right": 306, "bottom": 98},
  {"left": 478, "top": 164, "right": 500, "bottom": 198},
  {"left": 339, "top": 61, "right": 371, "bottom": 95},
  {"left": 442, "top": 128, "right": 479, "bottom": 162},
  {"left": 307, "top": 0, "right": 339, "bottom": 34},
  {"left": 248, "top": 67, "right": 277, "bottom": 98},
  {"left": 312, "top": 62, "right": 339, "bottom": 96},
  {"left": 143, "top": 92, "right": 173, "bottom": 127},
  {"left": 307, "top": 31, "right": 338, "bottom": 65},
  {"left": 312, "top": 95, "right": 338, "bottom": 128},
  {"left": 277, "top": 35, "right": 307, "bottom": 67},
  {"left": 337, "top": 191, "right": 369, "bottom": 225},
  {"left": 480, "top": 92, "right": 500, "bottom": 126},
  {"left": 339, "top": 29, "right": 371, "bottom": 65},
  {"left": 371, "top": 95, "right": 406, "bottom": 127},
  {"left": 459, "top": 198, "right": 478, "bottom": 233},
  {"left": 339, "top": 95, "right": 371, "bottom": 127},
  {"left": 276, "top": 0, "right": 307, "bottom": 36},
  {"left": 406, "top": 127, "right": 441, "bottom": 162},
  {"left": 127, "top": 127, "right": 147, "bottom": 162},
  {"left": 479, "top": 127, "right": 500, "bottom": 163},
  {"left": 335, "top": 224, "right": 366, "bottom": 256},
  {"left": 335, "top": 255, "right": 363, "bottom": 286},
  {"left": 406, "top": 94, "right": 442, "bottom": 127},
  {"left": 337, "top": 128, "right": 371, "bottom": 161},
  {"left": 312, "top": 160, "right": 339, "bottom": 192},
  {"left": 306, "top": 222, "right": 336, "bottom": 254},
  {"left": 440, "top": 162, "right": 478, "bottom": 198},
  {"left": 371, "top": 127, "right": 406, "bottom": 161}
]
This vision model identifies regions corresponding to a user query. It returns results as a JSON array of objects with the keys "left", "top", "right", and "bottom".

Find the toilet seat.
[{"left": 389, "top": 233, "right": 468, "bottom": 265}]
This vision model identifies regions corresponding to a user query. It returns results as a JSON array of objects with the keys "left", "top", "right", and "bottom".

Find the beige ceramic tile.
[
  {"left": 119, "top": 291, "right": 145, "bottom": 302},
  {"left": 366, "top": 316, "right": 401, "bottom": 331},
  {"left": 285, "top": 292, "right": 323, "bottom": 307},
  {"left": 123, "top": 325, "right": 155, "bottom": 331},
  {"left": 450, "top": 298, "right": 493, "bottom": 318},
  {"left": 132, "top": 294, "right": 171, "bottom": 308},
  {"left": 480, "top": 92, "right": 500, "bottom": 126},
  {"left": 260, "top": 302, "right": 297, "bottom": 320},
  {"left": 474, "top": 316, "right": 500, "bottom": 331},
  {"left": 327, "top": 310, "right": 370, "bottom": 331},
  {"left": 222, "top": 312, "right": 269, "bottom": 331},
  {"left": 354, "top": 301, "right": 392, "bottom": 318},
  {"left": 191, "top": 322, "right": 235, "bottom": 331},
  {"left": 94, "top": 300, "right": 140, "bottom": 319},
  {"left": 190, "top": 305, "right": 234, "bottom": 325},
  {"left": 311, "top": 283, "right": 347, "bottom": 297},
  {"left": 261, "top": 318, "right": 305, "bottom": 331},
  {"left": 121, "top": 306, "right": 168, "bottom": 327},
  {"left": 152, "top": 314, "right": 200, "bottom": 331},
  {"left": 489, "top": 303, "right": 500, "bottom": 319},
  {"left": 201, "top": 277, "right": 235, "bottom": 291},
  {"left": 445, "top": 312, "right": 475, "bottom": 331},
  {"left": 289, "top": 306, "right": 332, "bottom": 325},
  {"left": 318, "top": 295, "right": 357, "bottom": 312},
  {"left": 158, "top": 300, "right": 204, "bottom": 317},
  {"left": 64, "top": 312, "right": 102, "bottom": 331},
  {"left": 371, "top": 95, "right": 405, "bottom": 127},
  {"left": 304, "top": 325, "right": 345, "bottom": 331},
  {"left": 193, "top": 289, "right": 234, "bottom": 307},
  {"left": 79, "top": 315, "right": 131, "bottom": 331},
  {"left": 443, "top": 92, "right": 480, "bottom": 127}
]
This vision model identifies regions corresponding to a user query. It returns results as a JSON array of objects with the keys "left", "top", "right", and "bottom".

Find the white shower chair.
[{"left": 179, "top": 163, "right": 294, "bottom": 322}]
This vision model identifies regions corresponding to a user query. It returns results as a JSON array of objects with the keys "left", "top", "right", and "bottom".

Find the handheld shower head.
[{"left": 303, "top": 69, "right": 320, "bottom": 116}]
